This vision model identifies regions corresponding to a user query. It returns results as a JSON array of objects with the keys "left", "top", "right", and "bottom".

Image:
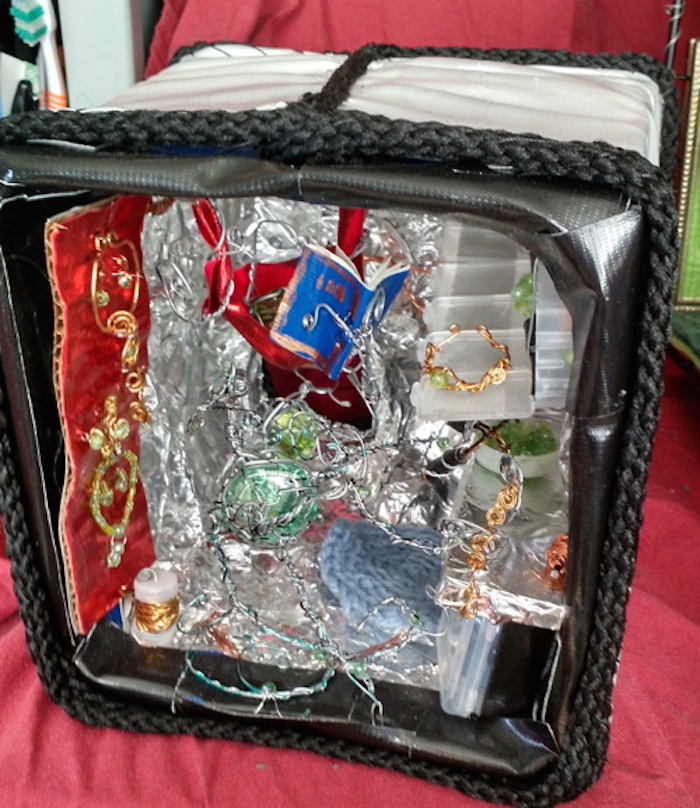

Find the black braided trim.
[
  {"left": 0, "top": 108, "right": 677, "bottom": 806},
  {"left": 167, "top": 41, "right": 679, "bottom": 177}
]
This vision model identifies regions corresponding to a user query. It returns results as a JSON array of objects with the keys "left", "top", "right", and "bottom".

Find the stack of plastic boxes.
[
  {"left": 413, "top": 222, "right": 573, "bottom": 421},
  {"left": 419, "top": 222, "right": 574, "bottom": 718}
]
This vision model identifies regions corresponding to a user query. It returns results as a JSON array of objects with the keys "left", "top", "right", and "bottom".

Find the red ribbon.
[{"left": 195, "top": 199, "right": 370, "bottom": 420}]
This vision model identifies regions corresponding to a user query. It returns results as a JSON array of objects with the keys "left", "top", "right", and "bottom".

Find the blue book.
[{"left": 270, "top": 244, "right": 409, "bottom": 379}]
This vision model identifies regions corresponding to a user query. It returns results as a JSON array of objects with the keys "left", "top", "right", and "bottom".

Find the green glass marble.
[
  {"left": 221, "top": 460, "right": 318, "bottom": 546},
  {"left": 511, "top": 272, "right": 534, "bottom": 318},
  {"left": 485, "top": 419, "right": 557, "bottom": 456},
  {"left": 267, "top": 404, "right": 320, "bottom": 460}
]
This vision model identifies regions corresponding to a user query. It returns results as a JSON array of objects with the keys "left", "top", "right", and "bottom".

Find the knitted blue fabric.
[{"left": 318, "top": 518, "right": 443, "bottom": 641}]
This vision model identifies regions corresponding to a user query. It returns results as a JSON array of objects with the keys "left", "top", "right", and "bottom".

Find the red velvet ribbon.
[
  {"left": 195, "top": 199, "right": 307, "bottom": 370},
  {"left": 49, "top": 195, "right": 156, "bottom": 634},
  {"left": 195, "top": 200, "right": 370, "bottom": 421}
]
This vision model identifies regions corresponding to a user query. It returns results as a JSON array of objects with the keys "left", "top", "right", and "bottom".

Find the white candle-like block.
[
  {"left": 134, "top": 567, "right": 179, "bottom": 604},
  {"left": 130, "top": 567, "right": 179, "bottom": 648}
]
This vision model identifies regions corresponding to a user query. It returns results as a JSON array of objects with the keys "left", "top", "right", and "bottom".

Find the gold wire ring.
[{"left": 422, "top": 324, "right": 512, "bottom": 393}]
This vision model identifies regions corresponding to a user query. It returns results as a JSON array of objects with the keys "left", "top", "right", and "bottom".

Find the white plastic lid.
[{"left": 134, "top": 567, "right": 179, "bottom": 604}]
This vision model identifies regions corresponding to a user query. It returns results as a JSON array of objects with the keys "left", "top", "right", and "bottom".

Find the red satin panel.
[
  {"left": 48, "top": 195, "right": 156, "bottom": 634},
  {"left": 195, "top": 198, "right": 307, "bottom": 370}
]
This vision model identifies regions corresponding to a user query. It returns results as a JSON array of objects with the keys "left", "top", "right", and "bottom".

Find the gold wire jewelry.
[
  {"left": 544, "top": 533, "right": 569, "bottom": 592},
  {"left": 459, "top": 448, "right": 522, "bottom": 619},
  {"left": 91, "top": 232, "right": 150, "bottom": 425},
  {"left": 422, "top": 324, "right": 512, "bottom": 393},
  {"left": 88, "top": 232, "right": 151, "bottom": 568}
]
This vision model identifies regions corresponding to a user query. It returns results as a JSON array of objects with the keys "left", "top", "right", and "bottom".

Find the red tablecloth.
[{"left": 1, "top": 356, "right": 698, "bottom": 807}]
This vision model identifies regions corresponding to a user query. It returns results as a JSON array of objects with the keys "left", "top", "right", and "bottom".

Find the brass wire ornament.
[
  {"left": 544, "top": 533, "right": 569, "bottom": 592},
  {"left": 422, "top": 324, "right": 512, "bottom": 393},
  {"left": 88, "top": 395, "right": 139, "bottom": 568},
  {"left": 459, "top": 451, "right": 523, "bottom": 620}
]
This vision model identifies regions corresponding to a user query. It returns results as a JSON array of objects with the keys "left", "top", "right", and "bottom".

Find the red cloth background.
[
  {"left": 145, "top": 0, "right": 700, "bottom": 81},
  {"left": 1, "top": 357, "right": 698, "bottom": 806}
]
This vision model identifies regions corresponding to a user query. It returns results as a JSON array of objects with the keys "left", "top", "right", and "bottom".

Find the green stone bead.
[
  {"left": 114, "top": 468, "right": 129, "bottom": 492},
  {"left": 429, "top": 368, "right": 449, "bottom": 389},
  {"left": 113, "top": 419, "right": 130, "bottom": 441},
  {"left": 88, "top": 428, "right": 105, "bottom": 451},
  {"left": 123, "top": 341, "right": 138, "bottom": 362},
  {"left": 95, "top": 290, "right": 110, "bottom": 307},
  {"left": 351, "top": 660, "right": 367, "bottom": 679}
]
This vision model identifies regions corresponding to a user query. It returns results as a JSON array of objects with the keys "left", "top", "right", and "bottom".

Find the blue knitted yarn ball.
[{"left": 318, "top": 519, "right": 443, "bottom": 641}]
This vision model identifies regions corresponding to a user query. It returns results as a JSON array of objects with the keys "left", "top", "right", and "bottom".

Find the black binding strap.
[{"left": 169, "top": 42, "right": 679, "bottom": 177}]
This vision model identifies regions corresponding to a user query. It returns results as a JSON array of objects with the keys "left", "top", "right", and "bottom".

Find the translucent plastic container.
[
  {"left": 437, "top": 612, "right": 502, "bottom": 718},
  {"left": 423, "top": 294, "right": 524, "bottom": 333},
  {"left": 432, "top": 224, "right": 531, "bottom": 298},
  {"left": 437, "top": 611, "right": 559, "bottom": 719},
  {"left": 533, "top": 262, "right": 573, "bottom": 409}
]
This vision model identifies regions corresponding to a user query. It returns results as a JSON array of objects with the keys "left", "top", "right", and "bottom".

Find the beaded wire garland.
[
  {"left": 144, "top": 207, "right": 557, "bottom": 711},
  {"left": 87, "top": 232, "right": 150, "bottom": 568},
  {"left": 436, "top": 432, "right": 524, "bottom": 622},
  {"left": 176, "top": 362, "right": 533, "bottom": 709}
]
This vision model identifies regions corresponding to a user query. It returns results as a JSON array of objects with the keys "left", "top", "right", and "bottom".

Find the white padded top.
[{"left": 106, "top": 44, "right": 663, "bottom": 165}]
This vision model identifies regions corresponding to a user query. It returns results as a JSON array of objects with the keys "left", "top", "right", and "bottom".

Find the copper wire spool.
[{"left": 134, "top": 596, "right": 179, "bottom": 633}]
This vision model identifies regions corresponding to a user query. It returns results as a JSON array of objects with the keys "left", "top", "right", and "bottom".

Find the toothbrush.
[
  {"left": 10, "top": 0, "right": 48, "bottom": 46},
  {"left": 10, "top": 0, "right": 67, "bottom": 110}
]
